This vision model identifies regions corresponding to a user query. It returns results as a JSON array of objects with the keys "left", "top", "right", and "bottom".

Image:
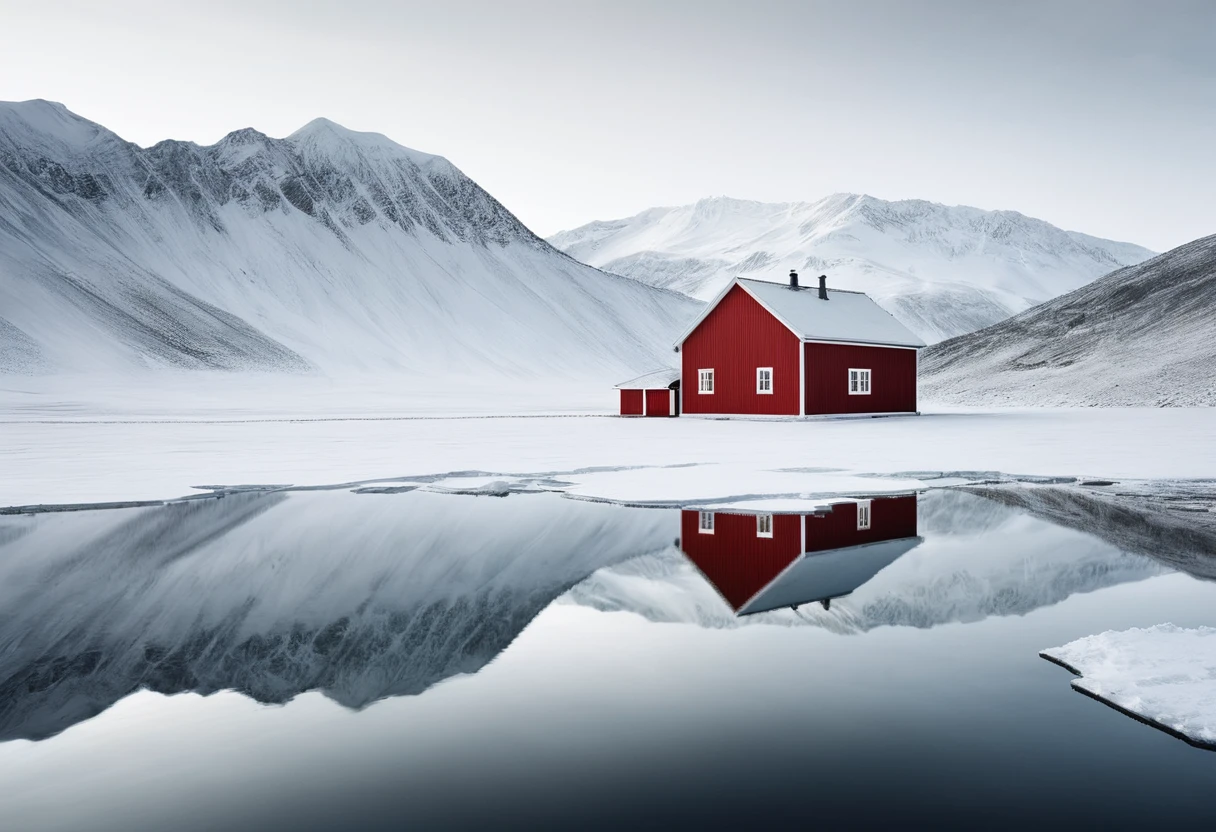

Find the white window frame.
[
  {"left": 756, "top": 367, "right": 773, "bottom": 395},
  {"left": 756, "top": 514, "right": 774, "bottom": 538},
  {"left": 848, "top": 368, "right": 872, "bottom": 396},
  {"left": 698, "top": 368, "right": 714, "bottom": 394},
  {"left": 698, "top": 511, "right": 714, "bottom": 534},
  {"left": 856, "top": 499, "right": 872, "bottom": 530}
]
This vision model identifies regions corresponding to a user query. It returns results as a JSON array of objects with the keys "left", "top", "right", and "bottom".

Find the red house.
[
  {"left": 675, "top": 272, "right": 925, "bottom": 417},
  {"left": 679, "top": 495, "right": 920, "bottom": 615},
  {"left": 615, "top": 368, "right": 680, "bottom": 417}
]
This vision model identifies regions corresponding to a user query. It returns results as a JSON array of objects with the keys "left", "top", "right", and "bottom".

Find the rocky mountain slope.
[
  {"left": 549, "top": 195, "right": 1154, "bottom": 343},
  {"left": 0, "top": 100, "right": 698, "bottom": 378},
  {"left": 920, "top": 234, "right": 1216, "bottom": 406}
]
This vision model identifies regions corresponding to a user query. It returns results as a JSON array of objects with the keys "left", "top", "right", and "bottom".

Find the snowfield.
[
  {"left": 2, "top": 404, "right": 1212, "bottom": 509},
  {"left": 549, "top": 194, "right": 1155, "bottom": 343},
  {"left": 1042, "top": 625, "right": 1216, "bottom": 750}
]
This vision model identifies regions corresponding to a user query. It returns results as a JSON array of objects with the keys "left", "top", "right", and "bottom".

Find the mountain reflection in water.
[
  {"left": 0, "top": 488, "right": 1181, "bottom": 744},
  {"left": 0, "top": 490, "right": 674, "bottom": 741}
]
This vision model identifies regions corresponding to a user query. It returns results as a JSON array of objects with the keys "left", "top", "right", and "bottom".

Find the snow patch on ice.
[{"left": 1042, "top": 624, "right": 1216, "bottom": 749}]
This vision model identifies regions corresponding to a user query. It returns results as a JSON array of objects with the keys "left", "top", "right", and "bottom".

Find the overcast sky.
[{"left": 2, "top": 0, "right": 1212, "bottom": 250}]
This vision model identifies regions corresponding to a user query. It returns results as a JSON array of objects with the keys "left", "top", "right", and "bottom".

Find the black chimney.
[
  {"left": 818, "top": 274, "right": 829, "bottom": 300},
  {"left": 789, "top": 269, "right": 799, "bottom": 289}
]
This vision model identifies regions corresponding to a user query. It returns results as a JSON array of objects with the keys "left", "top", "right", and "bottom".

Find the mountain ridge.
[
  {"left": 549, "top": 193, "right": 1155, "bottom": 343},
  {"left": 0, "top": 100, "right": 698, "bottom": 378}
]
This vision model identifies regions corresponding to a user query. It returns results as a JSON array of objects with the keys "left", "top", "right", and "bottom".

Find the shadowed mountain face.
[
  {"left": 548, "top": 194, "right": 1154, "bottom": 343},
  {"left": 0, "top": 491, "right": 676, "bottom": 741},
  {"left": 0, "top": 100, "right": 697, "bottom": 376},
  {"left": 920, "top": 234, "right": 1216, "bottom": 406}
]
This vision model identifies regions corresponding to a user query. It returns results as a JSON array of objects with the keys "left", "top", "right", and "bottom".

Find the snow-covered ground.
[
  {"left": 1042, "top": 625, "right": 1216, "bottom": 749},
  {"left": 3, "top": 404, "right": 1212, "bottom": 509},
  {"left": 548, "top": 194, "right": 1154, "bottom": 343}
]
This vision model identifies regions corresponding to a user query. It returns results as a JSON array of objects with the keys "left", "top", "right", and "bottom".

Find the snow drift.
[
  {"left": 0, "top": 100, "right": 698, "bottom": 379},
  {"left": 548, "top": 194, "right": 1154, "bottom": 343},
  {"left": 920, "top": 234, "right": 1216, "bottom": 406}
]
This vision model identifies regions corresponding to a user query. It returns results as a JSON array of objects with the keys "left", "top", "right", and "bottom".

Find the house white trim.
[
  {"left": 848, "top": 368, "right": 872, "bottom": 395},
  {"left": 803, "top": 338, "right": 919, "bottom": 350},
  {"left": 798, "top": 343, "right": 805, "bottom": 416},
  {"left": 698, "top": 368, "right": 714, "bottom": 394},
  {"left": 756, "top": 514, "right": 774, "bottom": 538},
  {"left": 735, "top": 282, "right": 807, "bottom": 342},
  {"left": 672, "top": 278, "right": 745, "bottom": 348},
  {"left": 856, "top": 499, "right": 872, "bottom": 530},
  {"left": 673, "top": 278, "right": 805, "bottom": 348},
  {"left": 756, "top": 367, "right": 773, "bottom": 395},
  {"left": 680, "top": 411, "right": 919, "bottom": 421}
]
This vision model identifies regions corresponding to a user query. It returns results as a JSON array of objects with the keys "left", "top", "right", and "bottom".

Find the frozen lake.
[{"left": 1, "top": 487, "right": 1214, "bottom": 830}]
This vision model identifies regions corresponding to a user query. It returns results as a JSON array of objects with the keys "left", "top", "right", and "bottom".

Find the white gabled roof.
[
  {"left": 615, "top": 368, "right": 680, "bottom": 389},
  {"left": 737, "top": 536, "right": 922, "bottom": 615},
  {"left": 674, "top": 277, "right": 926, "bottom": 349}
]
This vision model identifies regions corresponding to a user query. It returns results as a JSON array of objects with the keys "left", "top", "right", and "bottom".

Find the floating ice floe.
[{"left": 1041, "top": 624, "right": 1216, "bottom": 750}]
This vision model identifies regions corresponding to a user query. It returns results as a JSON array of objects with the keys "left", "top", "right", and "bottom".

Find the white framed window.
[
  {"left": 699, "top": 511, "right": 714, "bottom": 534},
  {"left": 698, "top": 368, "right": 714, "bottom": 394},
  {"left": 848, "top": 368, "right": 872, "bottom": 395},
  {"left": 756, "top": 367, "right": 773, "bottom": 395},
  {"left": 756, "top": 514, "right": 773, "bottom": 538},
  {"left": 856, "top": 500, "right": 872, "bottom": 530}
]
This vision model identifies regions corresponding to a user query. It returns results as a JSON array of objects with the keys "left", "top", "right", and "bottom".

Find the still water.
[{"left": 0, "top": 489, "right": 1214, "bottom": 830}]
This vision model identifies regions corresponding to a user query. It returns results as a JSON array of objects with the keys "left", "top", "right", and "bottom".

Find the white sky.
[{"left": 2, "top": 0, "right": 1212, "bottom": 250}]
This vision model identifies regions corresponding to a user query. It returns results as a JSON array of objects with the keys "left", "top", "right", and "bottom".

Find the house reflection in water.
[{"left": 679, "top": 495, "right": 921, "bottom": 615}]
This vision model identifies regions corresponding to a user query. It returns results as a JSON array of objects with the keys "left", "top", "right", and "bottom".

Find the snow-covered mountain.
[
  {"left": 548, "top": 195, "right": 1155, "bottom": 343},
  {"left": 920, "top": 234, "right": 1216, "bottom": 406},
  {"left": 0, "top": 100, "right": 698, "bottom": 378}
]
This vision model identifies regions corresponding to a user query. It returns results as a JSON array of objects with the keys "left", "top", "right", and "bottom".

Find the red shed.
[
  {"left": 679, "top": 494, "right": 920, "bottom": 615},
  {"left": 615, "top": 368, "right": 680, "bottom": 417},
  {"left": 675, "top": 272, "right": 925, "bottom": 417}
]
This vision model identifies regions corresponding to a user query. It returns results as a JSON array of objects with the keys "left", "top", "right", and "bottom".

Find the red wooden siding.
[
  {"left": 681, "top": 285, "right": 800, "bottom": 415},
  {"left": 620, "top": 389, "right": 643, "bottom": 416},
  {"left": 644, "top": 388, "right": 671, "bottom": 417},
  {"left": 680, "top": 511, "right": 803, "bottom": 610},
  {"left": 805, "top": 495, "right": 918, "bottom": 552},
  {"left": 803, "top": 343, "right": 917, "bottom": 415}
]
